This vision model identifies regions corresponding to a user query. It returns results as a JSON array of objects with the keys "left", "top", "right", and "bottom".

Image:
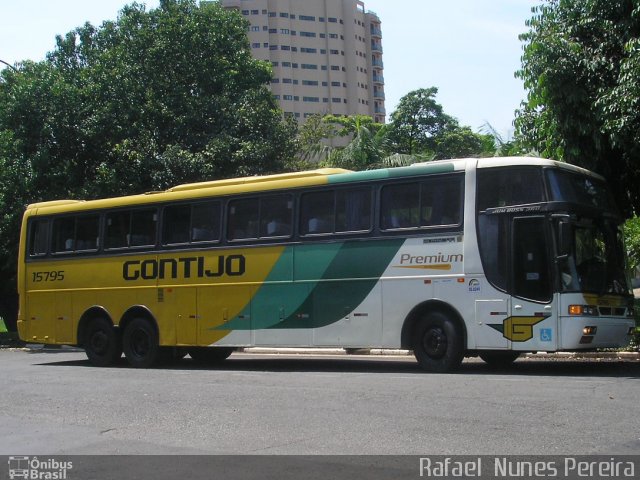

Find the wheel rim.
[
  {"left": 89, "top": 329, "right": 109, "bottom": 355},
  {"left": 130, "top": 328, "right": 150, "bottom": 358},
  {"left": 422, "top": 327, "right": 447, "bottom": 359}
]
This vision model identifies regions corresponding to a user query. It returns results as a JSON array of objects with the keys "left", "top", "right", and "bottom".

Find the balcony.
[
  {"left": 374, "top": 90, "right": 385, "bottom": 99},
  {"left": 372, "top": 74, "right": 385, "bottom": 84},
  {"left": 372, "top": 58, "right": 384, "bottom": 68},
  {"left": 370, "top": 27, "right": 382, "bottom": 38},
  {"left": 371, "top": 43, "right": 383, "bottom": 53}
]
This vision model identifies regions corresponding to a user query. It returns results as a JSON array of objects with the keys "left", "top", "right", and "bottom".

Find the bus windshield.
[
  {"left": 558, "top": 217, "right": 631, "bottom": 295},
  {"left": 546, "top": 169, "right": 617, "bottom": 213}
]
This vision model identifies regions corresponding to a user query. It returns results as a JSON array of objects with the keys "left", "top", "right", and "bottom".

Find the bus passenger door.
[{"left": 509, "top": 217, "right": 557, "bottom": 350}]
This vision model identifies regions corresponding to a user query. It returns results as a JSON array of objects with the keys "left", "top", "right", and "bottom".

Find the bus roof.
[{"left": 24, "top": 157, "right": 601, "bottom": 215}]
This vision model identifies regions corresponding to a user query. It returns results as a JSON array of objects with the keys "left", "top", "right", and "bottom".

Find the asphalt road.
[{"left": 1, "top": 348, "right": 639, "bottom": 457}]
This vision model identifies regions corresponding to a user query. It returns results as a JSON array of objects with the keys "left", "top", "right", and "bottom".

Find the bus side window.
[
  {"left": 381, "top": 183, "right": 419, "bottom": 230},
  {"left": 260, "top": 195, "right": 292, "bottom": 238},
  {"left": 29, "top": 219, "right": 49, "bottom": 256},
  {"left": 421, "top": 177, "right": 462, "bottom": 227},
  {"left": 336, "top": 188, "right": 371, "bottom": 232},
  {"left": 51, "top": 215, "right": 99, "bottom": 253},
  {"left": 106, "top": 211, "right": 130, "bottom": 249},
  {"left": 228, "top": 199, "right": 259, "bottom": 240},
  {"left": 300, "top": 191, "right": 334, "bottom": 235},
  {"left": 130, "top": 209, "right": 157, "bottom": 247},
  {"left": 76, "top": 215, "right": 100, "bottom": 250},
  {"left": 52, "top": 217, "right": 76, "bottom": 253},
  {"left": 162, "top": 205, "right": 191, "bottom": 245},
  {"left": 191, "top": 201, "right": 221, "bottom": 243}
]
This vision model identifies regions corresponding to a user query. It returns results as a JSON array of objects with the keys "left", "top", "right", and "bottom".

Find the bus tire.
[
  {"left": 479, "top": 351, "right": 521, "bottom": 367},
  {"left": 122, "top": 318, "right": 159, "bottom": 368},
  {"left": 189, "top": 347, "right": 234, "bottom": 364},
  {"left": 84, "top": 317, "right": 121, "bottom": 367},
  {"left": 413, "top": 311, "right": 464, "bottom": 373}
]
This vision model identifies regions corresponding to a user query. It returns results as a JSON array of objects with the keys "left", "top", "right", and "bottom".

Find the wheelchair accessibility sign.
[{"left": 540, "top": 328, "right": 553, "bottom": 342}]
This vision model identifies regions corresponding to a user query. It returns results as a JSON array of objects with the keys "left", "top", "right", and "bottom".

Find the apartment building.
[{"left": 220, "top": 0, "right": 386, "bottom": 124}]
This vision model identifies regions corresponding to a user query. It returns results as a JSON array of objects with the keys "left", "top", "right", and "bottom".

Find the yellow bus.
[{"left": 17, "top": 157, "right": 635, "bottom": 371}]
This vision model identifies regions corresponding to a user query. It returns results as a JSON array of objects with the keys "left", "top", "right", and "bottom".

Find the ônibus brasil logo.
[{"left": 8, "top": 457, "right": 73, "bottom": 480}]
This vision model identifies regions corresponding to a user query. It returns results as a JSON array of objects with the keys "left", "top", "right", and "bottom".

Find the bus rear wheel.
[
  {"left": 479, "top": 351, "right": 521, "bottom": 367},
  {"left": 122, "top": 318, "right": 159, "bottom": 368},
  {"left": 84, "top": 317, "right": 121, "bottom": 367},
  {"left": 413, "top": 312, "right": 464, "bottom": 373},
  {"left": 189, "top": 347, "right": 234, "bottom": 364}
]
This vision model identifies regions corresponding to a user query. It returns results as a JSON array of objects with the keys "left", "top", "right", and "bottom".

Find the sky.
[{"left": 0, "top": 0, "right": 539, "bottom": 138}]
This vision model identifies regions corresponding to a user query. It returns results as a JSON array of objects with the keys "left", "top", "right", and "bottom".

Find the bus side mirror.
[{"left": 558, "top": 221, "right": 572, "bottom": 258}]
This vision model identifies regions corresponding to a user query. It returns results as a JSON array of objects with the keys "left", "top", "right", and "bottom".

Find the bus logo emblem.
[{"left": 488, "top": 316, "right": 547, "bottom": 342}]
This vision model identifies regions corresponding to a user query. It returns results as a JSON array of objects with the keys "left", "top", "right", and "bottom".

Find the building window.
[
  {"left": 280, "top": 28, "right": 290, "bottom": 34},
  {"left": 300, "top": 31, "right": 316, "bottom": 38},
  {"left": 281, "top": 45, "right": 291, "bottom": 51},
  {"left": 328, "top": 17, "right": 337, "bottom": 23},
  {"left": 283, "top": 78, "right": 292, "bottom": 84},
  {"left": 330, "top": 49, "right": 339, "bottom": 55},
  {"left": 302, "top": 80, "right": 319, "bottom": 86},
  {"left": 299, "top": 15, "right": 315, "bottom": 21},
  {"left": 301, "top": 48, "right": 317, "bottom": 53},
  {"left": 331, "top": 81, "right": 341, "bottom": 87},
  {"left": 301, "top": 64, "right": 318, "bottom": 70},
  {"left": 280, "top": 12, "right": 289, "bottom": 18},
  {"left": 303, "top": 97, "right": 320, "bottom": 102},
  {"left": 332, "top": 98, "right": 341, "bottom": 103}
]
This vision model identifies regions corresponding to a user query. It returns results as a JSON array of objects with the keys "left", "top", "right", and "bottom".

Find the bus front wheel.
[
  {"left": 413, "top": 312, "right": 464, "bottom": 373},
  {"left": 84, "top": 317, "right": 121, "bottom": 367},
  {"left": 122, "top": 318, "right": 159, "bottom": 368}
]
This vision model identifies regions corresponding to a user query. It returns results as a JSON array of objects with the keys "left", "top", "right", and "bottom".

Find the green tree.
[
  {"left": 624, "top": 216, "right": 640, "bottom": 275},
  {"left": 515, "top": 0, "right": 640, "bottom": 215},
  {"left": 433, "top": 125, "right": 484, "bottom": 160},
  {"left": 321, "top": 117, "right": 391, "bottom": 171},
  {"left": 0, "top": 0, "right": 297, "bottom": 323},
  {"left": 387, "top": 87, "right": 456, "bottom": 155}
]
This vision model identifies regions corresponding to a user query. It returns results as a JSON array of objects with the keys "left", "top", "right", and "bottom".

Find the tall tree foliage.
[
  {"left": 516, "top": 0, "right": 640, "bottom": 216},
  {"left": 0, "top": 0, "right": 297, "bottom": 322},
  {"left": 387, "top": 87, "right": 456, "bottom": 155}
]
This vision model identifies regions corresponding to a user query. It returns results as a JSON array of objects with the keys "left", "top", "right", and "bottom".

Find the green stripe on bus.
[
  {"left": 217, "top": 243, "right": 345, "bottom": 330},
  {"left": 217, "top": 239, "right": 404, "bottom": 331},
  {"left": 273, "top": 239, "right": 404, "bottom": 329},
  {"left": 327, "top": 163, "right": 455, "bottom": 185}
]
